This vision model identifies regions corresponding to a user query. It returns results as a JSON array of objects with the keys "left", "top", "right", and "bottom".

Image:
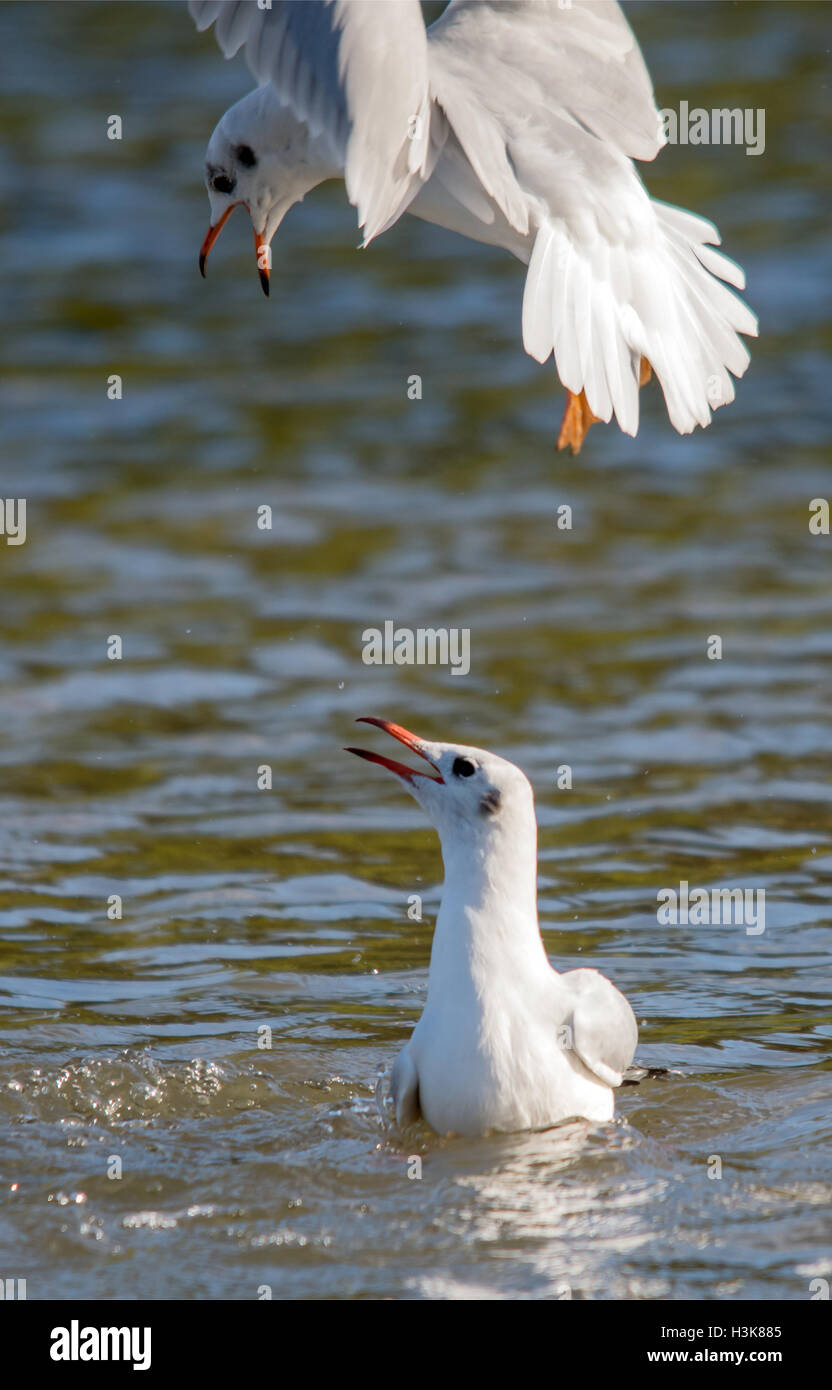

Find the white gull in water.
[
  {"left": 189, "top": 0, "right": 758, "bottom": 452},
  {"left": 346, "top": 718, "right": 638, "bottom": 1137}
]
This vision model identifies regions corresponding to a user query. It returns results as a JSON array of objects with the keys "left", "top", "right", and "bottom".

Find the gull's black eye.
[
  {"left": 452, "top": 757, "right": 476, "bottom": 778},
  {"left": 211, "top": 172, "right": 236, "bottom": 195},
  {"left": 235, "top": 144, "right": 257, "bottom": 168}
]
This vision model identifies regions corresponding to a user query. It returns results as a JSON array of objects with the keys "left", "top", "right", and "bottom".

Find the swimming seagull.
[
  {"left": 346, "top": 718, "right": 638, "bottom": 1136},
  {"left": 190, "top": 0, "right": 758, "bottom": 452}
]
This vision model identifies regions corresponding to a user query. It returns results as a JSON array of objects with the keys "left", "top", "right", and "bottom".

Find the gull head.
[
  {"left": 346, "top": 718, "right": 537, "bottom": 856},
  {"left": 198, "top": 88, "right": 335, "bottom": 297}
]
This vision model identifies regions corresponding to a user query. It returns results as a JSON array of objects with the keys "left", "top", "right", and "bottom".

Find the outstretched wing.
[
  {"left": 189, "top": 0, "right": 433, "bottom": 242},
  {"left": 426, "top": 0, "right": 755, "bottom": 437},
  {"left": 426, "top": 0, "right": 664, "bottom": 238},
  {"left": 561, "top": 967, "right": 638, "bottom": 1088}
]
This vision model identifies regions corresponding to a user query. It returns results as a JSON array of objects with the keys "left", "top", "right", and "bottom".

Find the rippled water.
[{"left": 1, "top": 1, "right": 830, "bottom": 1300}]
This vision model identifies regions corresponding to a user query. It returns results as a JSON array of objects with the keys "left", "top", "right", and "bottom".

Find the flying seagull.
[
  {"left": 346, "top": 718, "right": 638, "bottom": 1136},
  {"left": 190, "top": 0, "right": 757, "bottom": 451}
]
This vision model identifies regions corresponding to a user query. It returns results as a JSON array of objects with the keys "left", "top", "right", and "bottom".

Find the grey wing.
[
  {"left": 561, "top": 967, "right": 638, "bottom": 1088},
  {"left": 390, "top": 1044, "right": 420, "bottom": 1127},
  {"left": 426, "top": 0, "right": 664, "bottom": 236},
  {"left": 189, "top": 0, "right": 432, "bottom": 242}
]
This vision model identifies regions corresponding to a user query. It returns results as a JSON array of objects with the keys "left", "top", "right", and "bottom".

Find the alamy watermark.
[
  {"left": 657, "top": 881, "right": 765, "bottom": 936},
  {"left": 362, "top": 622, "right": 470, "bottom": 677},
  {"left": 0, "top": 498, "right": 26, "bottom": 545},
  {"left": 50, "top": 1322, "right": 151, "bottom": 1370},
  {"left": 659, "top": 102, "right": 765, "bottom": 157}
]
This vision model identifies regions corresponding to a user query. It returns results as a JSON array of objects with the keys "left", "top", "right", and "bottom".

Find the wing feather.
[
  {"left": 190, "top": 0, "right": 432, "bottom": 242},
  {"left": 561, "top": 967, "right": 638, "bottom": 1088},
  {"left": 426, "top": 0, "right": 664, "bottom": 235},
  {"left": 390, "top": 1045, "right": 420, "bottom": 1127}
]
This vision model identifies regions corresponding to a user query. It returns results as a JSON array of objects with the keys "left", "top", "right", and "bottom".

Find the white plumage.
[
  {"left": 347, "top": 719, "right": 638, "bottom": 1137},
  {"left": 191, "top": 0, "right": 758, "bottom": 447}
]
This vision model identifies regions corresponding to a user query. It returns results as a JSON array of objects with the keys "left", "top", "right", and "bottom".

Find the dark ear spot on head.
[
  {"left": 235, "top": 143, "right": 257, "bottom": 168},
  {"left": 479, "top": 790, "right": 501, "bottom": 817}
]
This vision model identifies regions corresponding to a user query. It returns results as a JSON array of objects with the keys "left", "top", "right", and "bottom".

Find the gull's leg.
[
  {"left": 557, "top": 389, "right": 600, "bottom": 454},
  {"left": 557, "top": 357, "right": 654, "bottom": 454}
]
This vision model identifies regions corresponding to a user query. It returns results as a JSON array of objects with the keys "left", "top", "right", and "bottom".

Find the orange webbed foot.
[
  {"left": 557, "top": 357, "right": 653, "bottom": 454},
  {"left": 557, "top": 389, "right": 600, "bottom": 455}
]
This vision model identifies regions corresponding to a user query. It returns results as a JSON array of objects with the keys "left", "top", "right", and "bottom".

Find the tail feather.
[
  {"left": 521, "top": 198, "right": 758, "bottom": 438},
  {"left": 693, "top": 241, "right": 746, "bottom": 291}
]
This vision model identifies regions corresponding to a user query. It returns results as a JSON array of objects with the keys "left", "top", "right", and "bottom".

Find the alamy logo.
[
  {"left": 657, "top": 881, "right": 765, "bottom": 936},
  {"left": 50, "top": 1321, "right": 151, "bottom": 1371},
  {"left": 362, "top": 621, "right": 470, "bottom": 677},
  {"left": 0, "top": 497, "right": 26, "bottom": 545},
  {"left": 659, "top": 102, "right": 765, "bottom": 156}
]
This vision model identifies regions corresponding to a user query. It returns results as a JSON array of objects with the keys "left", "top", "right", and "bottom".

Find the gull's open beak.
[
  {"left": 198, "top": 202, "right": 241, "bottom": 278},
  {"left": 199, "top": 204, "right": 270, "bottom": 297},
  {"left": 254, "top": 229, "right": 270, "bottom": 297},
  {"left": 345, "top": 718, "right": 444, "bottom": 784}
]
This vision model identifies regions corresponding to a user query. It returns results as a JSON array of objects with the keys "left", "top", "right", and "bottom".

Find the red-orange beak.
[
  {"left": 345, "top": 718, "right": 444, "bottom": 784},
  {"left": 254, "top": 228, "right": 270, "bottom": 297},
  {"left": 199, "top": 204, "right": 270, "bottom": 298},
  {"left": 198, "top": 202, "right": 240, "bottom": 277}
]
